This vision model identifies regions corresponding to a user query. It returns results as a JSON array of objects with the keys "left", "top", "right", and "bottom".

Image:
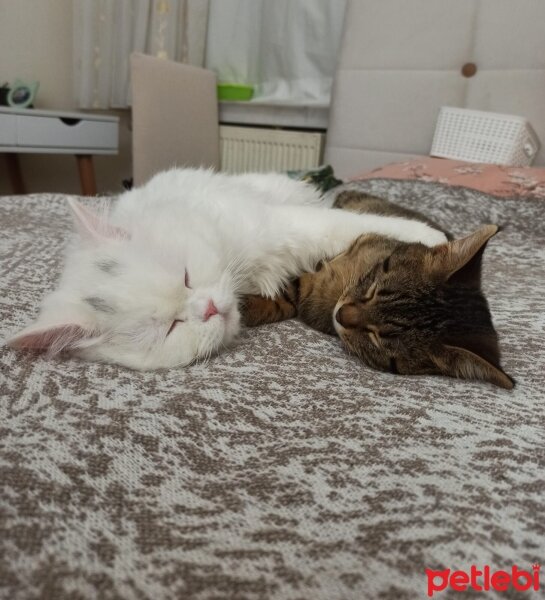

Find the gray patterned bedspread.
[{"left": 1, "top": 180, "right": 544, "bottom": 600}]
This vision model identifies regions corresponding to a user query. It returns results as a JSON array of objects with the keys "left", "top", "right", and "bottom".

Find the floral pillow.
[{"left": 351, "top": 157, "right": 545, "bottom": 200}]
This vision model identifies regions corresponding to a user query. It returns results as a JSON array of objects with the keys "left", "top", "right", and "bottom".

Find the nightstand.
[{"left": 0, "top": 107, "right": 119, "bottom": 195}]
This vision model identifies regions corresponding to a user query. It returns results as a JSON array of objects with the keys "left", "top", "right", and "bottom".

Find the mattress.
[{"left": 1, "top": 180, "right": 544, "bottom": 600}]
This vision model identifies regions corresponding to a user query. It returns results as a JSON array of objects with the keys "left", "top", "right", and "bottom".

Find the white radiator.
[{"left": 219, "top": 125, "right": 325, "bottom": 173}]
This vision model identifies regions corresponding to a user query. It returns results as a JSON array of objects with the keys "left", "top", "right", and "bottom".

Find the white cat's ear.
[
  {"left": 67, "top": 198, "right": 129, "bottom": 243},
  {"left": 6, "top": 322, "right": 96, "bottom": 356}
]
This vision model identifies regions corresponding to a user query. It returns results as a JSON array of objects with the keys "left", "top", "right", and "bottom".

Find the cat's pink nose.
[{"left": 204, "top": 300, "right": 219, "bottom": 321}]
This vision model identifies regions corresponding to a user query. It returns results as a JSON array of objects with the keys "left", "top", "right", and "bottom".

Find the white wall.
[{"left": 0, "top": 0, "right": 132, "bottom": 195}]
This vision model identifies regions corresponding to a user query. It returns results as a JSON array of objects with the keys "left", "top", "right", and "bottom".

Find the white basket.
[{"left": 431, "top": 107, "right": 540, "bottom": 167}]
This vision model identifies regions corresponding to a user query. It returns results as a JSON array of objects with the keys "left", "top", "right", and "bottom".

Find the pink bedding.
[{"left": 351, "top": 157, "right": 545, "bottom": 199}]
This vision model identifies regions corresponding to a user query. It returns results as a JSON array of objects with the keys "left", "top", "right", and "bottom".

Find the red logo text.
[{"left": 426, "top": 564, "right": 540, "bottom": 597}]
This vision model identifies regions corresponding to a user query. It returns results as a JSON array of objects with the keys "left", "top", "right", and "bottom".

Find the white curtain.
[
  {"left": 73, "top": 0, "right": 210, "bottom": 109},
  {"left": 205, "top": 0, "right": 347, "bottom": 106}
]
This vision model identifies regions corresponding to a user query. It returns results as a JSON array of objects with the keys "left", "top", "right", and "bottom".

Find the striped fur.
[{"left": 241, "top": 191, "right": 513, "bottom": 389}]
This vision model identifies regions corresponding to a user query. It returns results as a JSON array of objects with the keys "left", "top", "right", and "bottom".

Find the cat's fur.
[
  {"left": 6, "top": 169, "right": 447, "bottom": 370},
  {"left": 241, "top": 189, "right": 513, "bottom": 389}
]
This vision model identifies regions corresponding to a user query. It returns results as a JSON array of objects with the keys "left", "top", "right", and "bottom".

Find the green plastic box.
[{"left": 217, "top": 83, "right": 254, "bottom": 101}]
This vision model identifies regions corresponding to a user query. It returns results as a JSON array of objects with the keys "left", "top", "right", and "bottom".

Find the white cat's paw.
[{"left": 407, "top": 224, "right": 448, "bottom": 247}]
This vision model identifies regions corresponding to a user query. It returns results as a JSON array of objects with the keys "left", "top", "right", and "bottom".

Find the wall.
[{"left": 0, "top": 0, "right": 132, "bottom": 195}]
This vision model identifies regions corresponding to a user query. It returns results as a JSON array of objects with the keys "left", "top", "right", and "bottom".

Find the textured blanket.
[{"left": 1, "top": 180, "right": 544, "bottom": 600}]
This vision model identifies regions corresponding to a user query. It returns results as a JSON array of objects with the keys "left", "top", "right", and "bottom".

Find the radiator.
[{"left": 219, "top": 125, "right": 325, "bottom": 173}]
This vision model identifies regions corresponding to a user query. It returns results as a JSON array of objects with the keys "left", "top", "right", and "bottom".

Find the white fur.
[{"left": 7, "top": 169, "right": 447, "bottom": 369}]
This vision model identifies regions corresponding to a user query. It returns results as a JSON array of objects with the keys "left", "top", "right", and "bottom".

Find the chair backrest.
[
  {"left": 325, "top": 0, "right": 545, "bottom": 178},
  {"left": 131, "top": 53, "right": 220, "bottom": 185}
]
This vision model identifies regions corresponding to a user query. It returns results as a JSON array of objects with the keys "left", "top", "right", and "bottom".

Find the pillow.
[{"left": 351, "top": 157, "right": 545, "bottom": 200}]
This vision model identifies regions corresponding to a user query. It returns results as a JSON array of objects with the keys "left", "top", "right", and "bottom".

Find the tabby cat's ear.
[
  {"left": 431, "top": 344, "right": 514, "bottom": 389},
  {"left": 430, "top": 225, "right": 499, "bottom": 286},
  {"left": 68, "top": 198, "right": 129, "bottom": 243}
]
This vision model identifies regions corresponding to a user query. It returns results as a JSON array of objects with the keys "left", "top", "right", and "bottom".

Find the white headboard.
[{"left": 325, "top": 0, "right": 545, "bottom": 178}]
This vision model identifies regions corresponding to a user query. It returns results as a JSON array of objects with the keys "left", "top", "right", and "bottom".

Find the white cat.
[{"left": 7, "top": 169, "right": 446, "bottom": 369}]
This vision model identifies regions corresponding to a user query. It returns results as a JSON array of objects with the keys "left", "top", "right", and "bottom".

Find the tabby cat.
[{"left": 241, "top": 189, "right": 514, "bottom": 389}]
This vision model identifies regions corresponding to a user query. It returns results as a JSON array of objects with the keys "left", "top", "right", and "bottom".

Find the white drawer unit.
[
  {"left": 1, "top": 107, "right": 119, "bottom": 196},
  {"left": 0, "top": 107, "right": 119, "bottom": 154},
  {"left": 0, "top": 113, "right": 17, "bottom": 146}
]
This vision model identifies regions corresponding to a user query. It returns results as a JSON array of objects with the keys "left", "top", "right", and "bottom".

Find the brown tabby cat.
[{"left": 241, "top": 190, "right": 514, "bottom": 389}]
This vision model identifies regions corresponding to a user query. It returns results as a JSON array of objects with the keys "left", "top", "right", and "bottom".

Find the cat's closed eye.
[
  {"left": 362, "top": 282, "right": 378, "bottom": 302},
  {"left": 379, "top": 330, "right": 399, "bottom": 339},
  {"left": 167, "top": 319, "right": 185, "bottom": 336},
  {"left": 376, "top": 288, "right": 396, "bottom": 298},
  {"left": 368, "top": 331, "right": 380, "bottom": 348},
  {"left": 358, "top": 262, "right": 380, "bottom": 287}
]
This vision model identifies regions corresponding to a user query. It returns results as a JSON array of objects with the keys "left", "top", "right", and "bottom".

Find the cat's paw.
[{"left": 406, "top": 224, "right": 448, "bottom": 247}]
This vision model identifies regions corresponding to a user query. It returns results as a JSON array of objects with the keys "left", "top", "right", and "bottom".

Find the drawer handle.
[{"left": 60, "top": 117, "right": 81, "bottom": 126}]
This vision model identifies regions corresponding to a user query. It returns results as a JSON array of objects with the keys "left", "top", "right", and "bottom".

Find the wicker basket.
[{"left": 431, "top": 107, "right": 540, "bottom": 167}]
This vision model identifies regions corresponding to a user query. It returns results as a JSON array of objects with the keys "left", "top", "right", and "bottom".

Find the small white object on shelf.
[{"left": 431, "top": 107, "right": 540, "bottom": 167}]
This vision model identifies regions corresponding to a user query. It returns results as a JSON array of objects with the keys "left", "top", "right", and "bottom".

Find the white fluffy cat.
[{"left": 7, "top": 169, "right": 446, "bottom": 369}]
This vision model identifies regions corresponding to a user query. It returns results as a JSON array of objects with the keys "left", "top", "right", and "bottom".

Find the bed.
[{"left": 1, "top": 168, "right": 544, "bottom": 599}]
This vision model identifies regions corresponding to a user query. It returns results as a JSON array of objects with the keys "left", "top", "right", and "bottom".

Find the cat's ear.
[
  {"left": 429, "top": 225, "right": 499, "bottom": 286},
  {"left": 68, "top": 198, "right": 129, "bottom": 243},
  {"left": 6, "top": 322, "right": 96, "bottom": 356},
  {"left": 431, "top": 343, "right": 514, "bottom": 389}
]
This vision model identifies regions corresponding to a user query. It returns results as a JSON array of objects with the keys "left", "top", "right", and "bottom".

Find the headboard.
[{"left": 325, "top": 0, "right": 545, "bottom": 178}]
